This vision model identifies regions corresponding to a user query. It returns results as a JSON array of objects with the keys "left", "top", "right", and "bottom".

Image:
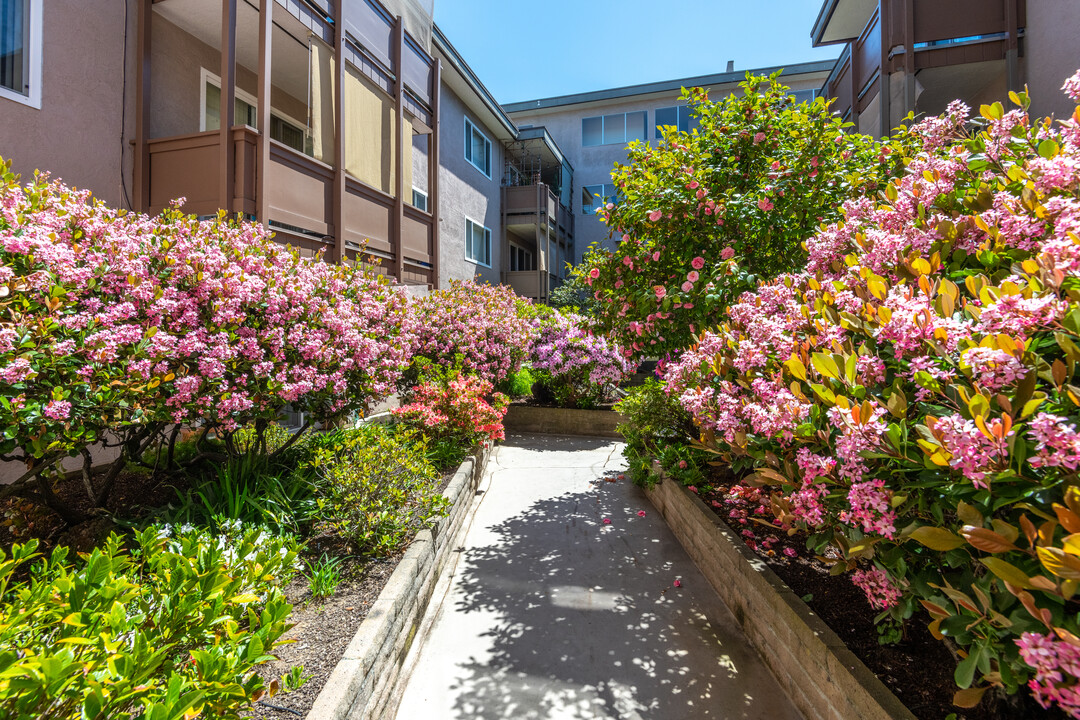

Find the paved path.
[{"left": 393, "top": 433, "right": 801, "bottom": 720}]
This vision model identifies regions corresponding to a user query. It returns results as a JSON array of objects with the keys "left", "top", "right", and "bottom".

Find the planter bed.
[
  {"left": 644, "top": 472, "right": 915, "bottom": 720},
  {"left": 298, "top": 440, "right": 492, "bottom": 720},
  {"left": 503, "top": 402, "right": 624, "bottom": 438}
]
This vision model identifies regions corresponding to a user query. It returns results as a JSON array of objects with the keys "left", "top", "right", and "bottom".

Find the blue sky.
[{"left": 433, "top": 0, "right": 840, "bottom": 104}]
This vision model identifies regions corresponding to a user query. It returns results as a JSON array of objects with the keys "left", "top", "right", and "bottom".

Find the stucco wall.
[
  {"left": 437, "top": 83, "right": 502, "bottom": 286},
  {"left": 1026, "top": 0, "right": 1080, "bottom": 121},
  {"left": 0, "top": 0, "right": 135, "bottom": 208},
  {"left": 509, "top": 72, "right": 830, "bottom": 266}
]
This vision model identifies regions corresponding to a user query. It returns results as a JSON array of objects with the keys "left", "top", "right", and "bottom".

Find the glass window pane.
[
  {"left": 626, "top": 111, "right": 646, "bottom": 142},
  {"left": 0, "top": 0, "right": 27, "bottom": 94},
  {"left": 602, "top": 114, "right": 625, "bottom": 145},
  {"left": 582, "top": 116, "right": 602, "bottom": 147},
  {"left": 205, "top": 81, "right": 221, "bottom": 131},
  {"left": 655, "top": 106, "right": 677, "bottom": 139},
  {"left": 582, "top": 184, "right": 602, "bottom": 214}
]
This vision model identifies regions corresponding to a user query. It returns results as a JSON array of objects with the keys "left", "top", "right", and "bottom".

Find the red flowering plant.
[
  {"left": 0, "top": 162, "right": 412, "bottom": 521},
  {"left": 392, "top": 358, "right": 509, "bottom": 446},
  {"left": 574, "top": 73, "right": 918, "bottom": 360},
  {"left": 664, "top": 74, "right": 1080, "bottom": 714},
  {"left": 409, "top": 280, "right": 535, "bottom": 386}
]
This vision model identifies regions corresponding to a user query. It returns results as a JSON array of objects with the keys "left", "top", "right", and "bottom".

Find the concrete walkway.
[{"left": 392, "top": 433, "right": 801, "bottom": 720}]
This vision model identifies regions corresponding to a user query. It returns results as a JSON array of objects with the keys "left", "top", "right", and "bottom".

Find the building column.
[
  {"left": 393, "top": 18, "right": 406, "bottom": 284},
  {"left": 133, "top": 0, "right": 151, "bottom": 212},
  {"left": 878, "top": 0, "right": 890, "bottom": 137},
  {"left": 430, "top": 61, "right": 441, "bottom": 289},
  {"left": 1005, "top": 0, "right": 1020, "bottom": 93},
  {"left": 903, "top": 0, "right": 916, "bottom": 116},
  {"left": 256, "top": 0, "right": 272, "bottom": 224},
  {"left": 219, "top": 0, "right": 237, "bottom": 214},
  {"left": 333, "top": 0, "right": 345, "bottom": 262}
]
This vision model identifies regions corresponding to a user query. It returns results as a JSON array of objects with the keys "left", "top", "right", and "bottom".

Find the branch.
[{"left": 269, "top": 421, "right": 312, "bottom": 460}]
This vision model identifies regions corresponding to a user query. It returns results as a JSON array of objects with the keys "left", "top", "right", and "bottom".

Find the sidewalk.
[{"left": 392, "top": 433, "right": 801, "bottom": 720}]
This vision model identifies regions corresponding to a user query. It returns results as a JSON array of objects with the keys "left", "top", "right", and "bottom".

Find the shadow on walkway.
[{"left": 443, "top": 477, "right": 778, "bottom": 719}]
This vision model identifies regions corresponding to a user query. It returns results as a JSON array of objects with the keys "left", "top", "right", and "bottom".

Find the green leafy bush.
[
  {"left": 0, "top": 524, "right": 299, "bottom": 719},
  {"left": 312, "top": 425, "right": 449, "bottom": 556},
  {"left": 616, "top": 378, "right": 699, "bottom": 487},
  {"left": 575, "top": 73, "right": 916, "bottom": 359},
  {"left": 498, "top": 366, "right": 537, "bottom": 399}
]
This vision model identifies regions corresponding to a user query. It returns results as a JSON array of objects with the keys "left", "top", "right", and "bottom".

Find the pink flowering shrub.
[
  {"left": 392, "top": 369, "right": 509, "bottom": 445},
  {"left": 529, "top": 310, "right": 633, "bottom": 408},
  {"left": 663, "top": 74, "right": 1080, "bottom": 713},
  {"left": 0, "top": 162, "right": 411, "bottom": 520},
  {"left": 410, "top": 280, "right": 534, "bottom": 385},
  {"left": 574, "top": 73, "right": 918, "bottom": 359}
]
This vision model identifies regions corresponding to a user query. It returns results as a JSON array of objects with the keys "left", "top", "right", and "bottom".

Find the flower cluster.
[
  {"left": 393, "top": 371, "right": 509, "bottom": 444},
  {"left": 411, "top": 280, "right": 534, "bottom": 385},
  {"left": 1017, "top": 632, "right": 1080, "bottom": 715},
  {"left": 651, "top": 76, "right": 1080, "bottom": 713},
  {"left": 0, "top": 161, "right": 411, "bottom": 510},
  {"left": 529, "top": 310, "right": 633, "bottom": 408}
]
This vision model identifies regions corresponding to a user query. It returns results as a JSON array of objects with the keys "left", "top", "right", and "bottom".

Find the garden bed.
[
  {"left": 302, "top": 440, "right": 492, "bottom": 720},
  {"left": 648, "top": 466, "right": 1061, "bottom": 720}
]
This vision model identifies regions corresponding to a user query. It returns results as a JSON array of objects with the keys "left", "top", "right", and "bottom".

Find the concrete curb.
[
  {"left": 644, "top": 473, "right": 917, "bottom": 720},
  {"left": 306, "top": 441, "right": 493, "bottom": 720},
  {"left": 503, "top": 404, "right": 625, "bottom": 438}
]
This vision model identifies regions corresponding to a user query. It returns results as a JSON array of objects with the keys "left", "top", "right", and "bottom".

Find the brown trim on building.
[
  {"left": 218, "top": 0, "right": 237, "bottom": 214},
  {"left": 430, "top": 59, "right": 441, "bottom": 289},
  {"left": 256, "top": 0, "right": 272, "bottom": 224},
  {"left": 333, "top": 0, "right": 345, "bottom": 263},
  {"left": 133, "top": 0, "right": 152, "bottom": 212},
  {"left": 393, "top": 17, "right": 406, "bottom": 283}
]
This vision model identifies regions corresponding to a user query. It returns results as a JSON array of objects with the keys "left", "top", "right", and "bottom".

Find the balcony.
[{"left": 137, "top": 0, "right": 440, "bottom": 286}]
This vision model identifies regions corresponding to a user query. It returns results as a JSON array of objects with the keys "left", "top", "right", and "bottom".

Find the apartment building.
[
  {"left": 811, "top": 0, "right": 1080, "bottom": 137},
  {"left": 504, "top": 62, "right": 835, "bottom": 263}
]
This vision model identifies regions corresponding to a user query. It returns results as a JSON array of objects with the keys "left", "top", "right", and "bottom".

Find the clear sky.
[{"left": 433, "top": 0, "right": 840, "bottom": 104}]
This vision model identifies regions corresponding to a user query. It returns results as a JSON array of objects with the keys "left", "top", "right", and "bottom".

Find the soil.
[
  {"left": 695, "top": 474, "right": 1062, "bottom": 720},
  {"left": 248, "top": 551, "right": 403, "bottom": 719}
]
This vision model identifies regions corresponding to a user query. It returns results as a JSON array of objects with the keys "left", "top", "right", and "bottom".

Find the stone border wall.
[
  {"left": 307, "top": 441, "right": 492, "bottom": 720},
  {"left": 503, "top": 404, "right": 624, "bottom": 438},
  {"left": 644, "top": 475, "right": 916, "bottom": 720}
]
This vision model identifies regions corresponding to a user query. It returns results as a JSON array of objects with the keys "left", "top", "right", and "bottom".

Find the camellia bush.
[
  {"left": 575, "top": 73, "right": 917, "bottom": 359},
  {"left": 0, "top": 523, "right": 299, "bottom": 719},
  {"left": 529, "top": 310, "right": 633, "bottom": 408},
  {"left": 663, "top": 74, "right": 1080, "bottom": 714},
  {"left": 393, "top": 360, "right": 510, "bottom": 445},
  {"left": 0, "top": 163, "right": 412, "bottom": 520},
  {"left": 409, "top": 280, "right": 534, "bottom": 385}
]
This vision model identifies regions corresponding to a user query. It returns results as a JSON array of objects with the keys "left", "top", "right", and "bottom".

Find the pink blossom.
[
  {"left": 647, "top": 210, "right": 663, "bottom": 222},
  {"left": 43, "top": 399, "right": 71, "bottom": 420},
  {"left": 720, "top": 246, "right": 735, "bottom": 260},
  {"left": 691, "top": 256, "right": 705, "bottom": 270}
]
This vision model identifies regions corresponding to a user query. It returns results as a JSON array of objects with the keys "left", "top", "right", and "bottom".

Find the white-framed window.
[
  {"left": 412, "top": 187, "right": 428, "bottom": 212},
  {"left": 464, "top": 117, "right": 491, "bottom": 178},
  {"left": 582, "top": 111, "right": 646, "bottom": 147},
  {"left": 654, "top": 105, "right": 700, "bottom": 138},
  {"left": 582, "top": 183, "right": 620, "bottom": 215},
  {"left": 465, "top": 217, "right": 491, "bottom": 267},
  {"left": 200, "top": 68, "right": 308, "bottom": 154},
  {"left": 509, "top": 243, "right": 534, "bottom": 272},
  {"left": 0, "top": 0, "right": 42, "bottom": 109}
]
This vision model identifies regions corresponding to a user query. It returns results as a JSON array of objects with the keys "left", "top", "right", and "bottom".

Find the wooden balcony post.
[
  {"left": 430, "top": 60, "right": 441, "bottom": 288},
  {"left": 333, "top": 0, "right": 345, "bottom": 263},
  {"left": 393, "top": 18, "right": 406, "bottom": 284},
  {"left": 256, "top": 0, "right": 272, "bottom": 225},
  {"left": 903, "top": 0, "right": 916, "bottom": 116},
  {"left": 1005, "top": 0, "right": 1020, "bottom": 92},
  {"left": 133, "top": 0, "right": 151, "bottom": 212},
  {"left": 219, "top": 0, "right": 237, "bottom": 215},
  {"left": 878, "top": 0, "right": 890, "bottom": 136}
]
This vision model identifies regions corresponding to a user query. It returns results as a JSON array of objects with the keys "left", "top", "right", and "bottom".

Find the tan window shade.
[
  {"left": 344, "top": 64, "right": 396, "bottom": 195},
  {"left": 309, "top": 38, "right": 336, "bottom": 165}
]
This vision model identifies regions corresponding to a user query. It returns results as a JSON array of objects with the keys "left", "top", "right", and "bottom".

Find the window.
[
  {"left": 509, "top": 244, "right": 534, "bottom": 272},
  {"left": 582, "top": 183, "right": 620, "bottom": 215},
  {"left": 465, "top": 217, "right": 491, "bottom": 266},
  {"left": 464, "top": 118, "right": 491, "bottom": 177},
  {"left": 582, "top": 111, "right": 646, "bottom": 147},
  {"left": 0, "top": 0, "right": 41, "bottom": 108},
  {"left": 202, "top": 69, "right": 308, "bottom": 155},
  {"left": 654, "top": 105, "right": 700, "bottom": 139},
  {"left": 412, "top": 187, "right": 428, "bottom": 212}
]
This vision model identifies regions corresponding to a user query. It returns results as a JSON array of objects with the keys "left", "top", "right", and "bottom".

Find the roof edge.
[
  {"left": 810, "top": 0, "right": 840, "bottom": 47},
  {"left": 431, "top": 24, "right": 518, "bottom": 139},
  {"left": 503, "top": 59, "right": 838, "bottom": 113}
]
